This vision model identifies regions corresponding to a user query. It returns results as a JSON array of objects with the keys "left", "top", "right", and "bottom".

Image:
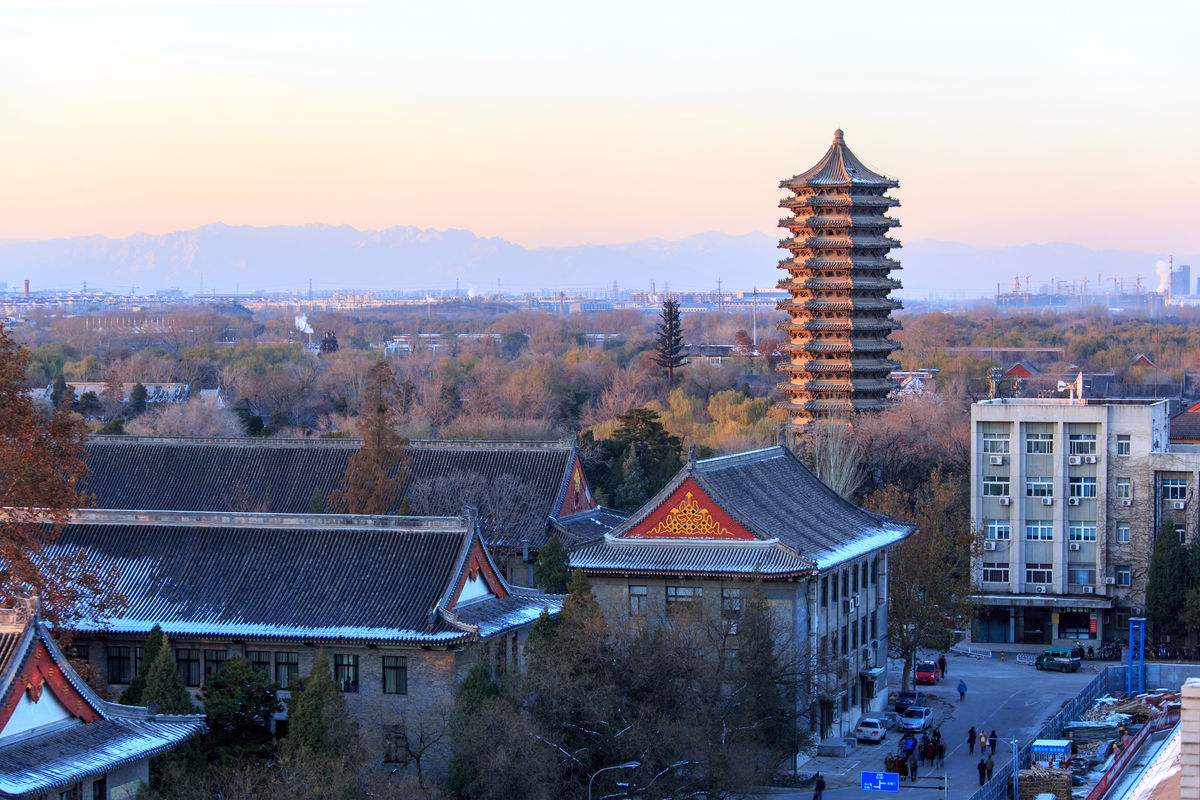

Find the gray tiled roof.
[
  {"left": 83, "top": 436, "right": 578, "bottom": 551},
  {"left": 781, "top": 129, "right": 898, "bottom": 189},
  {"left": 48, "top": 511, "right": 558, "bottom": 643},
  {"left": 570, "top": 446, "right": 912, "bottom": 576},
  {"left": 550, "top": 507, "right": 629, "bottom": 549}
]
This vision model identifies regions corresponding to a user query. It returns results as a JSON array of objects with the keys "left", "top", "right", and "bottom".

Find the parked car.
[
  {"left": 894, "top": 690, "right": 927, "bottom": 713},
  {"left": 855, "top": 717, "right": 886, "bottom": 743},
  {"left": 897, "top": 706, "right": 933, "bottom": 732},
  {"left": 914, "top": 660, "right": 942, "bottom": 685},
  {"left": 1035, "top": 647, "right": 1081, "bottom": 673}
]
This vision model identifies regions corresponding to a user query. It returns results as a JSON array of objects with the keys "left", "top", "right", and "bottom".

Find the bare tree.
[
  {"left": 793, "top": 422, "right": 867, "bottom": 500},
  {"left": 126, "top": 398, "right": 244, "bottom": 438}
]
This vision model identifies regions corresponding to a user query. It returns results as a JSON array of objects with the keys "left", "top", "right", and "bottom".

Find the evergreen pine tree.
[
  {"left": 609, "top": 407, "right": 683, "bottom": 492},
  {"left": 201, "top": 656, "right": 280, "bottom": 763},
  {"left": 142, "top": 634, "right": 194, "bottom": 714},
  {"left": 653, "top": 297, "right": 686, "bottom": 387},
  {"left": 613, "top": 447, "right": 650, "bottom": 511},
  {"left": 128, "top": 382, "right": 148, "bottom": 415},
  {"left": 532, "top": 535, "right": 570, "bottom": 593},
  {"left": 728, "top": 590, "right": 794, "bottom": 750},
  {"left": 307, "top": 489, "right": 324, "bottom": 513},
  {"left": 329, "top": 361, "right": 409, "bottom": 514},
  {"left": 50, "top": 374, "right": 68, "bottom": 409},
  {"left": 281, "top": 650, "right": 350, "bottom": 760},
  {"left": 1146, "top": 522, "right": 1188, "bottom": 640},
  {"left": 119, "top": 625, "right": 165, "bottom": 705}
]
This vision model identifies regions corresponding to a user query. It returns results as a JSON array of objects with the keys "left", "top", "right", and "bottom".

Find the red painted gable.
[
  {"left": 557, "top": 457, "right": 596, "bottom": 517},
  {"left": 621, "top": 478, "right": 756, "bottom": 540},
  {"left": 449, "top": 540, "right": 509, "bottom": 608},
  {"left": 0, "top": 640, "right": 101, "bottom": 733},
  {"left": 1004, "top": 363, "right": 1034, "bottom": 379}
]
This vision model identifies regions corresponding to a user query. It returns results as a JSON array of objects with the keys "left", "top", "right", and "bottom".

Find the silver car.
[{"left": 897, "top": 706, "right": 933, "bottom": 732}]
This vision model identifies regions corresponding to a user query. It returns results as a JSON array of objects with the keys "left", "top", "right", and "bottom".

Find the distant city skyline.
[{"left": 3, "top": 2, "right": 1197, "bottom": 256}]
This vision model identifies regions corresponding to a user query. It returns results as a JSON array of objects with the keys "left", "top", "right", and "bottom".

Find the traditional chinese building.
[
  {"left": 568, "top": 446, "right": 913, "bottom": 744},
  {"left": 0, "top": 598, "right": 203, "bottom": 799},
  {"left": 82, "top": 436, "right": 622, "bottom": 581},
  {"left": 51, "top": 508, "right": 561, "bottom": 773},
  {"left": 776, "top": 129, "right": 903, "bottom": 427}
]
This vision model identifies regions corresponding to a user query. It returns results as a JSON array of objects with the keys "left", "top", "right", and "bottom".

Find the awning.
[{"left": 972, "top": 593, "right": 1113, "bottom": 611}]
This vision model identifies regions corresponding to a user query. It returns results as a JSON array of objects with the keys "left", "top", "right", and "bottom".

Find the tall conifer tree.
[
  {"left": 654, "top": 296, "right": 686, "bottom": 387},
  {"left": 329, "top": 360, "right": 409, "bottom": 514}
]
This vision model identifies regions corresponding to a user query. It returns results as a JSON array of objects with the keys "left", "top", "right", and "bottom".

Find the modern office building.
[{"left": 969, "top": 397, "right": 1200, "bottom": 648}]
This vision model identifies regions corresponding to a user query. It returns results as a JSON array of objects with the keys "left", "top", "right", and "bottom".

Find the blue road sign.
[{"left": 861, "top": 771, "right": 900, "bottom": 792}]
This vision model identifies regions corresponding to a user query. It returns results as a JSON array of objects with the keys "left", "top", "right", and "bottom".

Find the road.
[{"left": 760, "top": 652, "right": 1099, "bottom": 799}]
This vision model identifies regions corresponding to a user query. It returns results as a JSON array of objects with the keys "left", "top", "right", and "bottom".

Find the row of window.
[
  {"left": 985, "top": 520, "right": 1123, "bottom": 542},
  {"left": 981, "top": 562, "right": 1131, "bottom": 586},
  {"left": 982, "top": 432, "right": 1130, "bottom": 456},
  {"left": 983, "top": 476, "right": 1099, "bottom": 498},
  {"left": 628, "top": 585, "right": 743, "bottom": 616},
  {"left": 819, "top": 610, "right": 880, "bottom": 658},
  {"left": 818, "top": 558, "right": 879, "bottom": 608},
  {"left": 101, "top": 646, "right": 407, "bottom": 695}
]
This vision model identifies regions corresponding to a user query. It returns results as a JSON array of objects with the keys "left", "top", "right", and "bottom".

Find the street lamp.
[
  {"left": 588, "top": 761, "right": 640, "bottom": 800},
  {"left": 1007, "top": 737, "right": 1020, "bottom": 800}
]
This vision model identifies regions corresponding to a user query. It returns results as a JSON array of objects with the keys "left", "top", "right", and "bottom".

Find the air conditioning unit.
[
  {"left": 1121, "top": 498, "right": 1133, "bottom": 507},
  {"left": 984, "top": 541, "right": 998, "bottom": 551},
  {"left": 1068, "top": 455, "right": 1083, "bottom": 466},
  {"left": 989, "top": 455, "right": 1005, "bottom": 466},
  {"left": 1068, "top": 497, "right": 1081, "bottom": 506},
  {"left": 999, "top": 497, "right": 1012, "bottom": 506},
  {"left": 1042, "top": 497, "right": 1054, "bottom": 506},
  {"left": 1105, "top": 577, "right": 1117, "bottom": 585},
  {"left": 1034, "top": 586, "right": 1047, "bottom": 594},
  {"left": 1082, "top": 586, "right": 1096, "bottom": 594},
  {"left": 1173, "top": 500, "right": 1187, "bottom": 510},
  {"left": 1085, "top": 456, "right": 1099, "bottom": 464},
  {"left": 1069, "top": 542, "right": 1081, "bottom": 551}
]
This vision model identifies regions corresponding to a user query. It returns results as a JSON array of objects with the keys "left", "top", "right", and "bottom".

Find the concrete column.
[{"left": 1181, "top": 678, "right": 1200, "bottom": 796}]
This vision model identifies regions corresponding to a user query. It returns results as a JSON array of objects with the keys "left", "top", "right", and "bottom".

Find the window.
[
  {"left": 1116, "top": 479, "right": 1132, "bottom": 500},
  {"left": 57, "top": 787, "right": 81, "bottom": 800},
  {"left": 91, "top": 777, "right": 106, "bottom": 800},
  {"left": 106, "top": 646, "right": 132, "bottom": 684},
  {"left": 852, "top": 622, "right": 859, "bottom": 649},
  {"left": 628, "top": 585, "right": 647, "bottom": 616},
  {"left": 383, "top": 725, "right": 405, "bottom": 763},
  {"left": 1025, "top": 563, "right": 1053, "bottom": 584},
  {"left": 871, "top": 610, "right": 878, "bottom": 640},
  {"left": 852, "top": 566, "right": 859, "bottom": 593},
  {"left": 985, "top": 520, "right": 1011, "bottom": 540},
  {"left": 983, "top": 477, "right": 1010, "bottom": 497},
  {"left": 820, "top": 634, "right": 828, "bottom": 659},
  {"left": 70, "top": 644, "right": 89, "bottom": 662},
  {"left": 982, "top": 433, "right": 1009, "bottom": 454},
  {"left": 1025, "top": 521, "right": 1054, "bottom": 540},
  {"left": 1068, "top": 524, "right": 1097, "bottom": 542},
  {"left": 666, "top": 586, "right": 702, "bottom": 614},
  {"left": 274, "top": 652, "right": 299, "bottom": 690},
  {"left": 247, "top": 650, "right": 273, "bottom": 676},
  {"left": 831, "top": 573, "right": 839, "bottom": 602},
  {"left": 1069, "top": 434, "right": 1097, "bottom": 455},
  {"left": 862, "top": 561, "right": 870, "bottom": 588},
  {"left": 1117, "top": 435, "right": 1131, "bottom": 456},
  {"left": 1177, "top": 527, "right": 1187, "bottom": 544},
  {"left": 1115, "top": 565, "right": 1132, "bottom": 586},
  {"left": 1163, "top": 478, "right": 1188, "bottom": 500},
  {"left": 203, "top": 649, "right": 227, "bottom": 683},
  {"left": 1068, "top": 567, "right": 1096, "bottom": 585},
  {"left": 383, "top": 656, "right": 408, "bottom": 695},
  {"left": 1026, "top": 477, "right": 1053, "bottom": 497},
  {"left": 841, "top": 624, "right": 849, "bottom": 655},
  {"left": 1026, "top": 432, "right": 1054, "bottom": 454},
  {"left": 820, "top": 577, "right": 828, "bottom": 607},
  {"left": 133, "top": 646, "right": 144, "bottom": 676},
  {"left": 1069, "top": 477, "right": 1097, "bottom": 498},
  {"left": 334, "top": 654, "right": 359, "bottom": 693},
  {"left": 982, "top": 562, "right": 1009, "bottom": 583},
  {"left": 175, "top": 648, "right": 201, "bottom": 687},
  {"left": 842, "top": 571, "right": 849, "bottom": 597},
  {"left": 830, "top": 631, "right": 838, "bottom": 656},
  {"left": 1117, "top": 523, "right": 1131, "bottom": 544},
  {"left": 721, "top": 587, "right": 742, "bottom": 616}
]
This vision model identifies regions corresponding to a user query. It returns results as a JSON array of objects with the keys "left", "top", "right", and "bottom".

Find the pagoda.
[{"left": 776, "top": 129, "right": 902, "bottom": 428}]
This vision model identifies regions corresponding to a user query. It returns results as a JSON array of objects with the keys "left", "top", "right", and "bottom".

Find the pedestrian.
[
  {"left": 938, "top": 653, "right": 947, "bottom": 677},
  {"left": 986, "top": 754, "right": 995, "bottom": 781},
  {"left": 968, "top": 725, "right": 977, "bottom": 754},
  {"left": 979, "top": 729, "right": 989, "bottom": 755},
  {"left": 989, "top": 729, "right": 998, "bottom": 755},
  {"left": 813, "top": 772, "right": 826, "bottom": 800},
  {"left": 936, "top": 741, "right": 946, "bottom": 768},
  {"left": 909, "top": 754, "right": 918, "bottom": 782},
  {"left": 958, "top": 679, "right": 968, "bottom": 701},
  {"left": 977, "top": 757, "right": 987, "bottom": 786},
  {"left": 932, "top": 727, "right": 941, "bottom": 745},
  {"left": 898, "top": 757, "right": 908, "bottom": 781}
]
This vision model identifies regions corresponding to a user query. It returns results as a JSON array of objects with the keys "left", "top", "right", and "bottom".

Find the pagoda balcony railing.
[
  {"left": 780, "top": 195, "right": 900, "bottom": 209},
  {"left": 777, "top": 257, "right": 902, "bottom": 271},
  {"left": 777, "top": 359, "right": 899, "bottom": 376},
  {"left": 777, "top": 216, "right": 899, "bottom": 230},
  {"left": 778, "top": 236, "right": 902, "bottom": 250},
  {"left": 778, "top": 277, "right": 903, "bottom": 292}
]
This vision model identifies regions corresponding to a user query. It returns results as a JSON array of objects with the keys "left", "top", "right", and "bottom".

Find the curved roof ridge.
[
  {"left": 88, "top": 434, "right": 575, "bottom": 451},
  {"left": 784, "top": 129, "right": 898, "bottom": 189}
]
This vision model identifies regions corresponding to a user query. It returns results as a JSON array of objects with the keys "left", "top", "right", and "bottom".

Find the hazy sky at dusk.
[{"left": 2, "top": 2, "right": 1197, "bottom": 251}]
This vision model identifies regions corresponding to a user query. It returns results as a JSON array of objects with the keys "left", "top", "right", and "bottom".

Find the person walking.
[
  {"left": 986, "top": 754, "right": 995, "bottom": 781},
  {"left": 932, "top": 727, "right": 941, "bottom": 745},
  {"left": 898, "top": 757, "right": 908, "bottom": 781},
  {"left": 958, "top": 679, "right": 968, "bottom": 701},
  {"left": 968, "top": 725, "right": 977, "bottom": 754},
  {"left": 936, "top": 741, "right": 946, "bottom": 768},
  {"left": 977, "top": 757, "right": 988, "bottom": 786},
  {"left": 937, "top": 653, "right": 947, "bottom": 677},
  {"left": 908, "top": 754, "right": 918, "bottom": 782},
  {"left": 979, "top": 729, "right": 989, "bottom": 755},
  {"left": 813, "top": 772, "right": 826, "bottom": 800},
  {"left": 989, "top": 729, "right": 998, "bottom": 755}
]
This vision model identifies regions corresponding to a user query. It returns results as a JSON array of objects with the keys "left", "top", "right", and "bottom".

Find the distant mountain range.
[{"left": 0, "top": 223, "right": 1193, "bottom": 300}]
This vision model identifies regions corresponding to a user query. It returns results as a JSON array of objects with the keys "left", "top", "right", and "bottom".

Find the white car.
[
  {"left": 855, "top": 717, "right": 886, "bottom": 743},
  {"left": 897, "top": 706, "right": 933, "bottom": 732}
]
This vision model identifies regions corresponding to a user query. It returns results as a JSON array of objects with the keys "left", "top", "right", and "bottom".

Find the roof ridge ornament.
[{"left": 833, "top": 128, "right": 844, "bottom": 144}]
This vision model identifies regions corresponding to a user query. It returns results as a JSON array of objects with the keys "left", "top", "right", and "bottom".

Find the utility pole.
[{"left": 752, "top": 288, "right": 758, "bottom": 346}]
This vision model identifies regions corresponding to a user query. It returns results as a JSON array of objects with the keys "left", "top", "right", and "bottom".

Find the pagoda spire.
[{"left": 774, "top": 129, "right": 903, "bottom": 428}]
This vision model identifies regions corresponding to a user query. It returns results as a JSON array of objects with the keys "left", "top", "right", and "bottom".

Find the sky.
[{"left": 1, "top": 1, "right": 1198, "bottom": 251}]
